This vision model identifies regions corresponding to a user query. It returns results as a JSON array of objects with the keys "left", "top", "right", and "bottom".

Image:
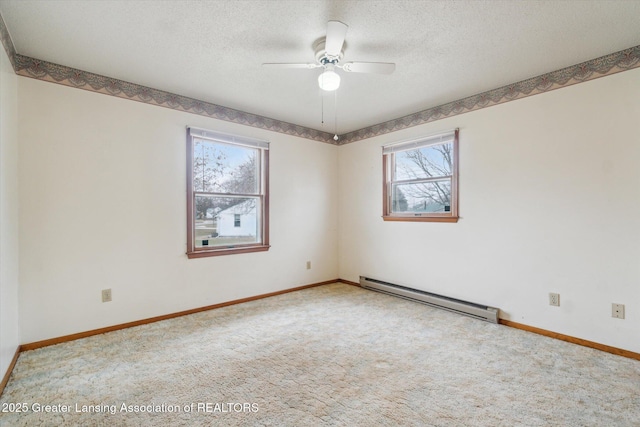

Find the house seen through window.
[{"left": 186, "top": 127, "right": 269, "bottom": 258}]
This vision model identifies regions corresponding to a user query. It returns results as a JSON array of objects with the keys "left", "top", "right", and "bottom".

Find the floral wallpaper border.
[
  {"left": 339, "top": 45, "right": 640, "bottom": 144},
  {"left": 1, "top": 12, "right": 638, "bottom": 145},
  {"left": 12, "top": 53, "right": 338, "bottom": 144},
  {"left": 0, "top": 12, "right": 15, "bottom": 69}
]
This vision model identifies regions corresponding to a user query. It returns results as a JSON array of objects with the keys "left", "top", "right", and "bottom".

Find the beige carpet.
[{"left": 1, "top": 283, "right": 639, "bottom": 426}]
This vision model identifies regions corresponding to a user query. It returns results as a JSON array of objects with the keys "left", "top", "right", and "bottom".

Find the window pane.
[
  {"left": 193, "top": 139, "right": 259, "bottom": 194},
  {"left": 392, "top": 180, "right": 451, "bottom": 213},
  {"left": 194, "top": 196, "right": 260, "bottom": 248},
  {"left": 394, "top": 142, "right": 453, "bottom": 181}
]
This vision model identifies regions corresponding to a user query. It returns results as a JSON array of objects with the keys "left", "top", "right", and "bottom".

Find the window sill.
[
  {"left": 187, "top": 245, "right": 271, "bottom": 259},
  {"left": 382, "top": 215, "right": 459, "bottom": 223}
]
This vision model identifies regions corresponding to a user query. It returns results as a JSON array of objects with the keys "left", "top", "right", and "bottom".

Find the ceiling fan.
[{"left": 262, "top": 21, "right": 396, "bottom": 92}]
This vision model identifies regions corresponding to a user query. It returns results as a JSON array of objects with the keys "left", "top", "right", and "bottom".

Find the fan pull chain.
[
  {"left": 321, "top": 87, "right": 324, "bottom": 126},
  {"left": 333, "top": 90, "right": 339, "bottom": 141}
]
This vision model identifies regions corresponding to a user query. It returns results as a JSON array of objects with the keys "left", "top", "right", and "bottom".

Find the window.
[
  {"left": 186, "top": 127, "right": 269, "bottom": 258},
  {"left": 383, "top": 129, "right": 459, "bottom": 222}
]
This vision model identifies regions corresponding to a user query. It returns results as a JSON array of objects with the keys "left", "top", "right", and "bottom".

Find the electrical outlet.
[
  {"left": 306, "top": 261, "right": 311, "bottom": 270},
  {"left": 549, "top": 293, "right": 560, "bottom": 307},
  {"left": 102, "top": 289, "right": 112, "bottom": 303},
  {"left": 612, "top": 303, "right": 625, "bottom": 319}
]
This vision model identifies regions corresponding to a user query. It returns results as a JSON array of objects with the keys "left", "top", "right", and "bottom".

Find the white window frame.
[
  {"left": 186, "top": 127, "right": 270, "bottom": 258},
  {"left": 382, "top": 129, "right": 459, "bottom": 222}
]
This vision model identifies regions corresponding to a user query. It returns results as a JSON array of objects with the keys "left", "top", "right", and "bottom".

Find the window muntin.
[
  {"left": 383, "top": 129, "right": 458, "bottom": 222},
  {"left": 187, "top": 127, "right": 269, "bottom": 258}
]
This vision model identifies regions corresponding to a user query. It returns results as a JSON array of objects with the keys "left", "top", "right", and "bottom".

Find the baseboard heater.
[{"left": 360, "top": 276, "right": 499, "bottom": 324}]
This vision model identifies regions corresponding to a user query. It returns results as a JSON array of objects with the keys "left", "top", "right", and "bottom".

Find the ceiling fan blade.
[
  {"left": 262, "top": 63, "right": 321, "bottom": 69},
  {"left": 325, "top": 21, "right": 348, "bottom": 57},
  {"left": 341, "top": 62, "right": 396, "bottom": 74}
]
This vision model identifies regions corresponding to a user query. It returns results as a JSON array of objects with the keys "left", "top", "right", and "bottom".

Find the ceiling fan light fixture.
[{"left": 318, "top": 66, "right": 340, "bottom": 91}]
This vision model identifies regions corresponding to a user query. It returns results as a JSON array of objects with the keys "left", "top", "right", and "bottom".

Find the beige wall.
[
  {"left": 17, "top": 78, "right": 338, "bottom": 343},
  {"left": 0, "top": 45, "right": 20, "bottom": 375},
  {"left": 8, "top": 54, "right": 640, "bottom": 355},
  {"left": 338, "top": 68, "right": 640, "bottom": 353}
]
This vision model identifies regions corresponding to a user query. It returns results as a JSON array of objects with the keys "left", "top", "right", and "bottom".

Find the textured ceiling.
[{"left": 1, "top": 0, "right": 639, "bottom": 135}]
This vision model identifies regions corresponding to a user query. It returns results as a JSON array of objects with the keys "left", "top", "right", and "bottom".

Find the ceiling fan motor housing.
[{"left": 314, "top": 39, "right": 344, "bottom": 66}]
